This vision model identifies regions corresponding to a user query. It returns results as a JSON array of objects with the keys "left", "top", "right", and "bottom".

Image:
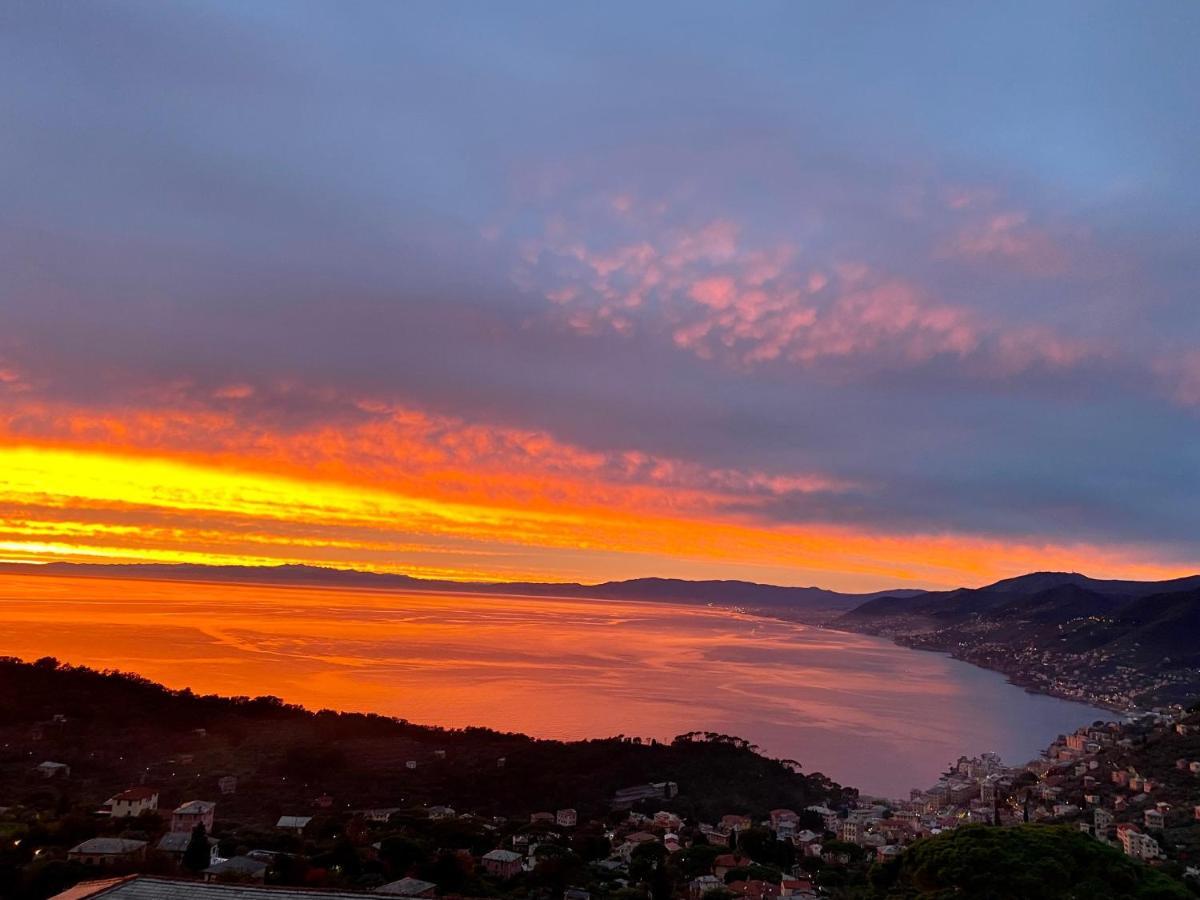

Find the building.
[
  {"left": 712, "top": 853, "right": 753, "bottom": 880},
  {"left": 106, "top": 788, "right": 159, "bottom": 819},
  {"left": 203, "top": 857, "right": 268, "bottom": 884},
  {"left": 37, "top": 761, "right": 71, "bottom": 779},
  {"left": 155, "top": 832, "right": 219, "bottom": 868},
  {"left": 653, "top": 810, "right": 681, "bottom": 830},
  {"left": 217, "top": 776, "right": 237, "bottom": 795},
  {"left": 171, "top": 801, "right": 215, "bottom": 834},
  {"left": 276, "top": 815, "right": 313, "bottom": 833},
  {"left": 68, "top": 839, "right": 148, "bottom": 867},
  {"left": 611, "top": 781, "right": 678, "bottom": 809},
  {"left": 481, "top": 848, "right": 523, "bottom": 879},
  {"left": 689, "top": 876, "right": 722, "bottom": 899},
  {"left": 1117, "top": 825, "right": 1162, "bottom": 861},
  {"left": 806, "top": 805, "right": 840, "bottom": 833},
  {"left": 556, "top": 808, "right": 578, "bottom": 827},
  {"left": 375, "top": 878, "right": 437, "bottom": 897},
  {"left": 1144, "top": 809, "right": 1165, "bottom": 830}
]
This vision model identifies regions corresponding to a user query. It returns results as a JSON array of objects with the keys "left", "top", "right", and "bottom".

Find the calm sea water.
[{"left": 0, "top": 572, "right": 1111, "bottom": 796}]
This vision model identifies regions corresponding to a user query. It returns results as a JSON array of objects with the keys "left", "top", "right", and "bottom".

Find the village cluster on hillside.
[{"left": 7, "top": 710, "right": 1200, "bottom": 899}]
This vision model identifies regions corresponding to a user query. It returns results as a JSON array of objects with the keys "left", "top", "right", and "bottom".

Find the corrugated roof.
[
  {"left": 69, "top": 838, "right": 148, "bottom": 855},
  {"left": 373, "top": 878, "right": 436, "bottom": 896},
  {"left": 53, "top": 876, "right": 376, "bottom": 900},
  {"left": 481, "top": 849, "right": 522, "bottom": 862}
]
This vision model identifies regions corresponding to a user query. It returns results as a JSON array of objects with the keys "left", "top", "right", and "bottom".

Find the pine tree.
[{"left": 183, "top": 823, "right": 210, "bottom": 872}]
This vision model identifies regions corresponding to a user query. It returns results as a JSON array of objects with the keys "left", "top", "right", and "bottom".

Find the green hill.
[{"left": 866, "top": 824, "right": 1193, "bottom": 899}]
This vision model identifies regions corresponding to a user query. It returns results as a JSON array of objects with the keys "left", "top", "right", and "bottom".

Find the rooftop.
[{"left": 52, "top": 876, "right": 380, "bottom": 900}]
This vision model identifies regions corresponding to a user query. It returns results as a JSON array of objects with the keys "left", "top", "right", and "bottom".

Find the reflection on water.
[{"left": 0, "top": 572, "right": 1110, "bottom": 796}]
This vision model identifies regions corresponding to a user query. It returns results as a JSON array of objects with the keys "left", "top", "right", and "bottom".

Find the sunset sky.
[{"left": 1, "top": 2, "right": 1198, "bottom": 590}]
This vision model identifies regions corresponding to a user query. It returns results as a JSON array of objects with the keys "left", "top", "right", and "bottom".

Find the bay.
[{"left": 0, "top": 572, "right": 1110, "bottom": 796}]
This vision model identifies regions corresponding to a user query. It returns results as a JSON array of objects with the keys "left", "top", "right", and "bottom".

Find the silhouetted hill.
[
  {"left": 0, "top": 657, "right": 854, "bottom": 825},
  {"left": 839, "top": 572, "right": 1200, "bottom": 709},
  {"left": 0, "top": 562, "right": 924, "bottom": 623}
]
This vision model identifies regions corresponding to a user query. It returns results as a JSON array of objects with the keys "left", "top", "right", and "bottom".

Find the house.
[
  {"left": 155, "top": 831, "right": 219, "bottom": 868},
  {"left": 876, "top": 845, "right": 902, "bottom": 863},
  {"left": 720, "top": 814, "right": 752, "bottom": 833},
  {"left": 375, "top": 877, "right": 437, "bottom": 897},
  {"left": 653, "top": 810, "right": 681, "bottom": 831},
  {"left": 556, "top": 808, "right": 578, "bottom": 827},
  {"left": 172, "top": 801, "right": 215, "bottom": 833},
  {"left": 780, "top": 878, "right": 817, "bottom": 899},
  {"left": 203, "top": 856, "right": 268, "bottom": 883},
  {"left": 217, "top": 776, "right": 237, "bottom": 795},
  {"left": 276, "top": 815, "right": 313, "bottom": 833},
  {"left": 530, "top": 811, "right": 555, "bottom": 824},
  {"left": 689, "top": 875, "right": 722, "bottom": 899},
  {"left": 770, "top": 809, "right": 799, "bottom": 829},
  {"left": 427, "top": 805, "right": 455, "bottom": 820},
  {"left": 37, "top": 761, "right": 70, "bottom": 779},
  {"left": 1144, "top": 809, "right": 1165, "bottom": 830},
  {"left": 713, "top": 853, "right": 753, "bottom": 880},
  {"left": 68, "top": 839, "right": 148, "bottom": 867},
  {"left": 106, "top": 788, "right": 159, "bottom": 818},
  {"left": 806, "top": 805, "right": 840, "bottom": 833},
  {"left": 1117, "top": 824, "right": 1162, "bottom": 861},
  {"left": 792, "top": 829, "right": 821, "bottom": 848},
  {"left": 481, "top": 848, "right": 523, "bottom": 879},
  {"left": 726, "top": 879, "right": 781, "bottom": 900}
]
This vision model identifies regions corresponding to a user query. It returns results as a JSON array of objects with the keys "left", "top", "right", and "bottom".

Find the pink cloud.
[
  {"left": 940, "top": 211, "right": 1068, "bottom": 275},
  {"left": 689, "top": 276, "right": 737, "bottom": 309},
  {"left": 516, "top": 194, "right": 1102, "bottom": 380}
]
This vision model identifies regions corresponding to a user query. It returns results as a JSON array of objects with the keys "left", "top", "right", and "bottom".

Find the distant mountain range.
[
  {"left": 0, "top": 561, "right": 924, "bottom": 622},
  {"left": 840, "top": 570, "right": 1200, "bottom": 661}
]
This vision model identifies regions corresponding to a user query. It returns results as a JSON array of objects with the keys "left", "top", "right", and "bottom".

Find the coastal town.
[
  {"left": 895, "top": 628, "right": 1200, "bottom": 713},
  {"left": 2, "top": 659, "right": 1197, "bottom": 900}
]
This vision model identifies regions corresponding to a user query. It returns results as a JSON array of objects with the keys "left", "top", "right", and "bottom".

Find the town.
[{"left": 1, "top": 660, "right": 1196, "bottom": 900}]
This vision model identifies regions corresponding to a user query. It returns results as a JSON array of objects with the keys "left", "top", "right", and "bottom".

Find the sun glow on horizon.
[{"left": 1, "top": 435, "right": 1193, "bottom": 592}]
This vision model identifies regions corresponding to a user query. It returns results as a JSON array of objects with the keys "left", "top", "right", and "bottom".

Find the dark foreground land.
[{"left": 0, "top": 657, "right": 1195, "bottom": 900}]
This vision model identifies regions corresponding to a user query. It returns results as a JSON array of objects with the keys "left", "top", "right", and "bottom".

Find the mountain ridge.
[{"left": 0, "top": 561, "right": 924, "bottom": 622}]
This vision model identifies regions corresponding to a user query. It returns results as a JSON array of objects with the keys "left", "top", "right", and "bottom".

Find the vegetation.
[{"left": 865, "top": 825, "right": 1194, "bottom": 899}]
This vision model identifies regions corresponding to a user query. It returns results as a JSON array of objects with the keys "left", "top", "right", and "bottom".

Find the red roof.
[
  {"left": 113, "top": 787, "right": 157, "bottom": 801},
  {"left": 49, "top": 876, "right": 134, "bottom": 900}
]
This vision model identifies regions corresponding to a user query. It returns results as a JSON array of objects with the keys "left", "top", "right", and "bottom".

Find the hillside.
[
  {"left": 839, "top": 572, "right": 1200, "bottom": 709},
  {"left": 0, "top": 656, "right": 852, "bottom": 825},
  {"left": 866, "top": 824, "right": 1192, "bottom": 899}
]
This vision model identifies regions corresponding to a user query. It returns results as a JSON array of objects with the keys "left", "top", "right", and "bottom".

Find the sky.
[{"left": 1, "top": 1, "right": 1198, "bottom": 591}]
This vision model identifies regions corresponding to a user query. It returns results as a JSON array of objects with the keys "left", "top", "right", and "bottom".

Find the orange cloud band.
[{"left": 0, "top": 399, "right": 1193, "bottom": 591}]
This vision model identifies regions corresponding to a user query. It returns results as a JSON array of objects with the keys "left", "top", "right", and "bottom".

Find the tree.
[
  {"left": 867, "top": 825, "right": 1192, "bottom": 899},
  {"left": 183, "top": 824, "right": 211, "bottom": 873}
]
